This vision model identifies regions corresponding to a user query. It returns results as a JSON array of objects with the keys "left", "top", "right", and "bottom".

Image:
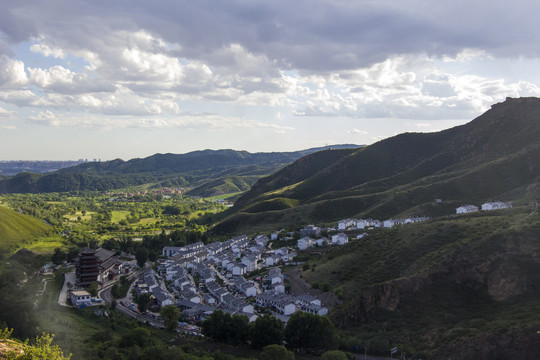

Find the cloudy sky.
[{"left": 1, "top": 0, "right": 540, "bottom": 160}]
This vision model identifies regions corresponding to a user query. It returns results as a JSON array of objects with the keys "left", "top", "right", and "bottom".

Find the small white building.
[
  {"left": 338, "top": 219, "right": 355, "bottom": 230},
  {"left": 232, "top": 263, "right": 247, "bottom": 276},
  {"left": 481, "top": 202, "right": 512, "bottom": 211},
  {"left": 456, "top": 205, "right": 479, "bottom": 214},
  {"left": 269, "top": 268, "right": 284, "bottom": 285},
  {"left": 297, "top": 237, "right": 315, "bottom": 250},
  {"left": 70, "top": 290, "right": 92, "bottom": 307},
  {"left": 331, "top": 233, "right": 348, "bottom": 245}
]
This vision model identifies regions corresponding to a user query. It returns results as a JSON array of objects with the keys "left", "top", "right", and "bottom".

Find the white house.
[
  {"left": 70, "top": 290, "right": 92, "bottom": 307},
  {"left": 456, "top": 205, "right": 479, "bottom": 214},
  {"left": 355, "top": 219, "right": 367, "bottom": 229},
  {"left": 482, "top": 201, "right": 512, "bottom": 211},
  {"left": 241, "top": 255, "right": 258, "bottom": 272},
  {"left": 383, "top": 219, "right": 395, "bottom": 228},
  {"left": 265, "top": 254, "right": 281, "bottom": 267},
  {"left": 297, "top": 237, "right": 315, "bottom": 250},
  {"left": 269, "top": 268, "right": 284, "bottom": 285},
  {"left": 338, "top": 219, "right": 355, "bottom": 230},
  {"left": 232, "top": 263, "right": 247, "bottom": 276},
  {"left": 240, "top": 283, "right": 257, "bottom": 297},
  {"left": 331, "top": 233, "right": 348, "bottom": 245},
  {"left": 275, "top": 300, "right": 296, "bottom": 316},
  {"left": 272, "top": 283, "right": 285, "bottom": 294}
]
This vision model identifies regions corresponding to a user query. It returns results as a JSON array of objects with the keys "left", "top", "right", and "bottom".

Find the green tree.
[
  {"left": 88, "top": 282, "right": 99, "bottom": 297},
  {"left": 137, "top": 293, "right": 152, "bottom": 313},
  {"left": 260, "top": 344, "right": 294, "bottom": 360},
  {"left": 160, "top": 305, "right": 180, "bottom": 332},
  {"left": 0, "top": 329, "right": 71, "bottom": 360},
  {"left": 201, "top": 310, "right": 231, "bottom": 342},
  {"left": 135, "top": 248, "right": 148, "bottom": 268},
  {"left": 250, "top": 314, "right": 284, "bottom": 349},
  {"left": 228, "top": 314, "right": 249, "bottom": 345},
  {"left": 321, "top": 350, "right": 348, "bottom": 360},
  {"left": 51, "top": 248, "right": 66, "bottom": 265},
  {"left": 285, "top": 312, "right": 338, "bottom": 353}
]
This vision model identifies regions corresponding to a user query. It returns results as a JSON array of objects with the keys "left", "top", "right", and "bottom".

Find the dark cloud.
[{"left": 5, "top": 0, "right": 539, "bottom": 73}]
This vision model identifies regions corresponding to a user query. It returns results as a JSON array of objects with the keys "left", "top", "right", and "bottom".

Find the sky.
[{"left": 2, "top": 1, "right": 540, "bottom": 160}]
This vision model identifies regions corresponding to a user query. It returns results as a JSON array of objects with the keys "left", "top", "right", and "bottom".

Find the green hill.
[
  {"left": 300, "top": 208, "right": 540, "bottom": 358},
  {"left": 215, "top": 97, "right": 540, "bottom": 233},
  {"left": 0, "top": 205, "right": 52, "bottom": 256}
]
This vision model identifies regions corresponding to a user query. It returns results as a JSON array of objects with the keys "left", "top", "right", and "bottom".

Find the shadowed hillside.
[{"left": 215, "top": 97, "right": 540, "bottom": 234}]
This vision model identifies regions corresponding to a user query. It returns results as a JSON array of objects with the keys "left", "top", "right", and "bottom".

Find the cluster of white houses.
[
  {"left": 456, "top": 201, "right": 512, "bottom": 214},
  {"left": 337, "top": 217, "right": 430, "bottom": 231},
  {"left": 149, "top": 233, "right": 327, "bottom": 323}
]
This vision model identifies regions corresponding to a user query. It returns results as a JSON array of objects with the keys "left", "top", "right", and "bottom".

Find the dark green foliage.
[
  {"left": 321, "top": 350, "right": 348, "bottom": 360},
  {"left": 135, "top": 248, "right": 148, "bottom": 268},
  {"left": 201, "top": 311, "right": 250, "bottom": 346},
  {"left": 284, "top": 312, "right": 338, "bottom": 353},
  {"left": 159, "top": 305, "right": 180, "bottom": 332},
  {"left": 250, "top": 314, "right": 284, "bottom": 349},
  {"left": 88, "top": 282, "right": 98, "bottom": 297},
  {"left": 136, "top": 293, "right": 151, "bottom": 313},
  {"left": 119, "top": 327, "right": 151, "bottom": 347},
  {"left": 260, "top": 344, "right": 295, "bottom": 360}
]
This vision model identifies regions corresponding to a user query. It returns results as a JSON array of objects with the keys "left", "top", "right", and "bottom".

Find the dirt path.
[{"left": 284, "top": 267, "right": 341, "bottom": 309}]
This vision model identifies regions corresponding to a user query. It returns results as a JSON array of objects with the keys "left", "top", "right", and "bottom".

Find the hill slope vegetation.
[
  {"left": 0, "top": 205, "right": 51, "bottom": 256},
  {"left": 215, "top": 97, "right": 540, "bottom": 233}
]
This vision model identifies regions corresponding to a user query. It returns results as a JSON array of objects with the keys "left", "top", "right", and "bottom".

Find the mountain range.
[
  {"left": 214, "top": 97, "right": 540, "bottom": 233},
  {"left": 0, "top": 145, "right": 361, "bottom": 195}
]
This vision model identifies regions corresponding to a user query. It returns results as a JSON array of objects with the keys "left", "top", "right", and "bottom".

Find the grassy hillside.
[
  {"left": 0, "top": 205, "right": 52, "bottom": 256},
  {"left": 300, "top": 208, "right": 540, "bottom": 358},
  {"left": 215, "top": 97, "right": 540, "bottom": 234}
]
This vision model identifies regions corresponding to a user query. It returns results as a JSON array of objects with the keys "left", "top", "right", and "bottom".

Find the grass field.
[
  {"left": 24, "top": 236, "right": 65, "bottom": 254},
  {"left": 63, "top": 211, "right": 95, "bottom": 221},
  {"left": 111, "top": 210, "right": 130, "bottom": 223}
]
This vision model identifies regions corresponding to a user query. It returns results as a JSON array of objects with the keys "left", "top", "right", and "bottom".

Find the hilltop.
[
  {"left": 215, "top": 97, "right": 540, "bottom": 233},
  {"left": 0, "top": 146, "right": 361, "bottom": 195}
]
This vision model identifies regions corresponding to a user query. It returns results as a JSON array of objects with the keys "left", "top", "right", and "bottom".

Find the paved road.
[{"left": 101, "top": 285, "right": 165, "bottom": 328}]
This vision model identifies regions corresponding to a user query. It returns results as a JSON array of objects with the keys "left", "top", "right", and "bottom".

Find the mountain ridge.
[
  {"left": 0, "top": 145, "right": 362, "bottom": 194},
  {"left": 214, "top": 97, "right": 540, "bottom": 233}
]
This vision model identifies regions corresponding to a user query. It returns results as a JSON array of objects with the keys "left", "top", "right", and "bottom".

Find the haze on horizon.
[{"left": 1, "top": 0, "right": 540, "bottom": 161}]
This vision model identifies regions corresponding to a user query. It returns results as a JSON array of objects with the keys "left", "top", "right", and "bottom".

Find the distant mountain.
[
  {"left": 0, "top": 145, "right": 362, "bottom": 194},
  {"left": 215, "top": 97, "right": 540, "bottom": 233}
]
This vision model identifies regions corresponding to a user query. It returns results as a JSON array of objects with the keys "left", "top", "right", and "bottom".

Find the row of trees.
[{"left": 201, "top": 311, "right": 339, "bottom": 353}]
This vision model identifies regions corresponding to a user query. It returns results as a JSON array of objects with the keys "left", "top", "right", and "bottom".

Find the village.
[{"left": 64, "top": 200, "right": 513, "bottom": 332}]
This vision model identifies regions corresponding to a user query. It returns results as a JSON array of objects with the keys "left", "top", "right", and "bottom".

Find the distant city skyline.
[{"left": 2, "top": 1, "right": 540, "bottom": 160}]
